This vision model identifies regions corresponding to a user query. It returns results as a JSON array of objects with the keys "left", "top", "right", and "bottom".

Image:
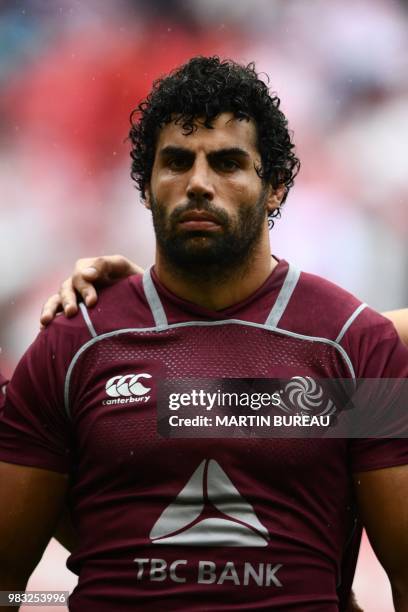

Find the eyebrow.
[
  {"left": 159, "top": 146, "right": 193, "bottom": 159},
  {"left": 159, "top": 145, "right": 251, "bottom": 159},
  {"left": 209, "top": 147, "right": 250, "bottom": 161}
]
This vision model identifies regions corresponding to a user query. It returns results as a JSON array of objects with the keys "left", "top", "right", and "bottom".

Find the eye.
[
  {"left": 168, "top": 157, "right": 190, "bottom": 171},
  {"left": 218, "top": 158, "right": 240, "bottom": 172}
]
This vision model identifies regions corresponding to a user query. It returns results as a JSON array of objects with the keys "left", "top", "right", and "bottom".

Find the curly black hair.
[{"left": 129, "top": 56, "right": 300, "bottom": 223}]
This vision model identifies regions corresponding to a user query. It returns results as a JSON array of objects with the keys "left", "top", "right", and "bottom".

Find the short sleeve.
[
  {"left": 0, "top": 318, "right": 89, "bottom": 474},
  {"left": 341, "top": 307, "right": 408, "bottom": 473}
]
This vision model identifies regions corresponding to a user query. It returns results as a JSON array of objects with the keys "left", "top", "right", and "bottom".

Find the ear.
[
  {"left": 144, "top": 185, "right": 152, "bottom": 210},
  {"left": 265, "top": 184, "right": 286, "bottom": 214}
]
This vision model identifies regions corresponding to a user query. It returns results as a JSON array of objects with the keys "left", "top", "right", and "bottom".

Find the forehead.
[{"left": 155, "top": 112, "right": 259, "bottom": 155}]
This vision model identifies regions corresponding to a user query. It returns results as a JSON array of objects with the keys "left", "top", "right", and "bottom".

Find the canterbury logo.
[
  {"left": 105, "top": 373, "right": 152, "bottom": 398},
  {"left": 150, "top": 459, "right": 269, "bottom": 547}
]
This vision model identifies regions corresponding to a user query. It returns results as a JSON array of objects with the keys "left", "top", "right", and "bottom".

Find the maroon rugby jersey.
[{"left": 0, "top": 259, "right": 407, "bottom": 611}]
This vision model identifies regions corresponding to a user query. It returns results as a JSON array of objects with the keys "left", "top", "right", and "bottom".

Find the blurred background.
[{"left": 1, "top": 0, "right": 407, "bottom": 609}]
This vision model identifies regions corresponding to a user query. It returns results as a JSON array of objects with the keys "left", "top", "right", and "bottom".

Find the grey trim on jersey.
[
  {"left": 335, "top": 303, "right": 368, "bottom": 344},
  {"left": 143, "top": 268, "right": 168, "bottom": 328},
  {"left": 64, "top": 319, "right": 356, "bottom": 418},
  {"left": 264, "top": 263, "right": 301, "bottom": 328},
  {"left": 78, "top": 302, "right": 97, "bottom": 338}
]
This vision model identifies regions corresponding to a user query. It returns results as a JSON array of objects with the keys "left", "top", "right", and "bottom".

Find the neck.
[{"left": 154, "top": 239, "right": 277, "bottom": 311}]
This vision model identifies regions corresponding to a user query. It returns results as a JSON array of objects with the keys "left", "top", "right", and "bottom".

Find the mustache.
[{"left": 170, "top": 199, "right": 229, "bottom": 226}]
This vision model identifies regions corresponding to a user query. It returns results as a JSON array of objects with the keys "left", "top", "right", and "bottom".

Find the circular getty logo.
[{"left": 105, "top": 373, "right": 152, "bottom": 398}]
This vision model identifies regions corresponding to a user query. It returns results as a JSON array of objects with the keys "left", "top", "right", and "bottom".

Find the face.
[{"left": 146, "top": 113, "right": 279, "bottom": 278}]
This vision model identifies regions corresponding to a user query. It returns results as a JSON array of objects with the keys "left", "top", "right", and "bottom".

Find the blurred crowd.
[
  {"left": 1, "top": 2, "right": 407, "bottom": 609},
  {"left": 1, "top": 0, "right": 408, "bottom": 371}
]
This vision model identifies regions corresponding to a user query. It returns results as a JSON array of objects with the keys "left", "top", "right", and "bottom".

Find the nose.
[{"left": 186, "top": 158, "right": 214, "bottom": 202}]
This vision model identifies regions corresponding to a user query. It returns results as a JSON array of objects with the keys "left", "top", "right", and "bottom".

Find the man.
[
  {"left": 1, "top": 264, "right": 407, "bottom": 612},
  {"left": 0, "top": 265, "right": 404, "bottom": 612},
  {"left": 0, "top": 56, "right": 407, "bottom": 611}
]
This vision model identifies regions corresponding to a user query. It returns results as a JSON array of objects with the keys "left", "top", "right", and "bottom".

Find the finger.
[
  {"left": 73, "top": 256, "right": 111, "bottom": 285},
  {"left": 103, "top": 255, "right": 144, "bottom": 280},
  {"left": 76, "top": 255, "right": 125, "bottom": 282},
  {"left": 69, "top": 273, "right": 98, "bottom": 307},
  {"left": 70, "top": 256, "right": 142, "bottom": 306},
  {"left": 40, "top": 294, "right": 63, "bottom": 327},
  {"left": 59, "top": 278, "right": 81, "bottom": 315}
]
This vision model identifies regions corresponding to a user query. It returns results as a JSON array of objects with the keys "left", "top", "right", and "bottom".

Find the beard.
[{"left": 150, "top": 190, "right": 268, "bottom": 282}]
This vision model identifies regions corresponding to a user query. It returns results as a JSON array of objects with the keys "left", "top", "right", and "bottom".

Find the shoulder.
[
  {"left": 279, "top": 268, "right": 364, "bottom": 341},
  {"left": 14, "top": 309, "right": 93, "bottom": 385},
  {"left": 73, "top": 274, "right": 155, "bottom": 336},
  {"left": 279, "top": 267, "right": 408, "bottom": 376},
  {"left": 339, "top": 305, "right": 408, "bottom": 377},
  {"left": 5, "top": 275, "right": 151, "bottom": 407},
  {"left": 19, "top": 275, "right": 148, "bottom": 369}
]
